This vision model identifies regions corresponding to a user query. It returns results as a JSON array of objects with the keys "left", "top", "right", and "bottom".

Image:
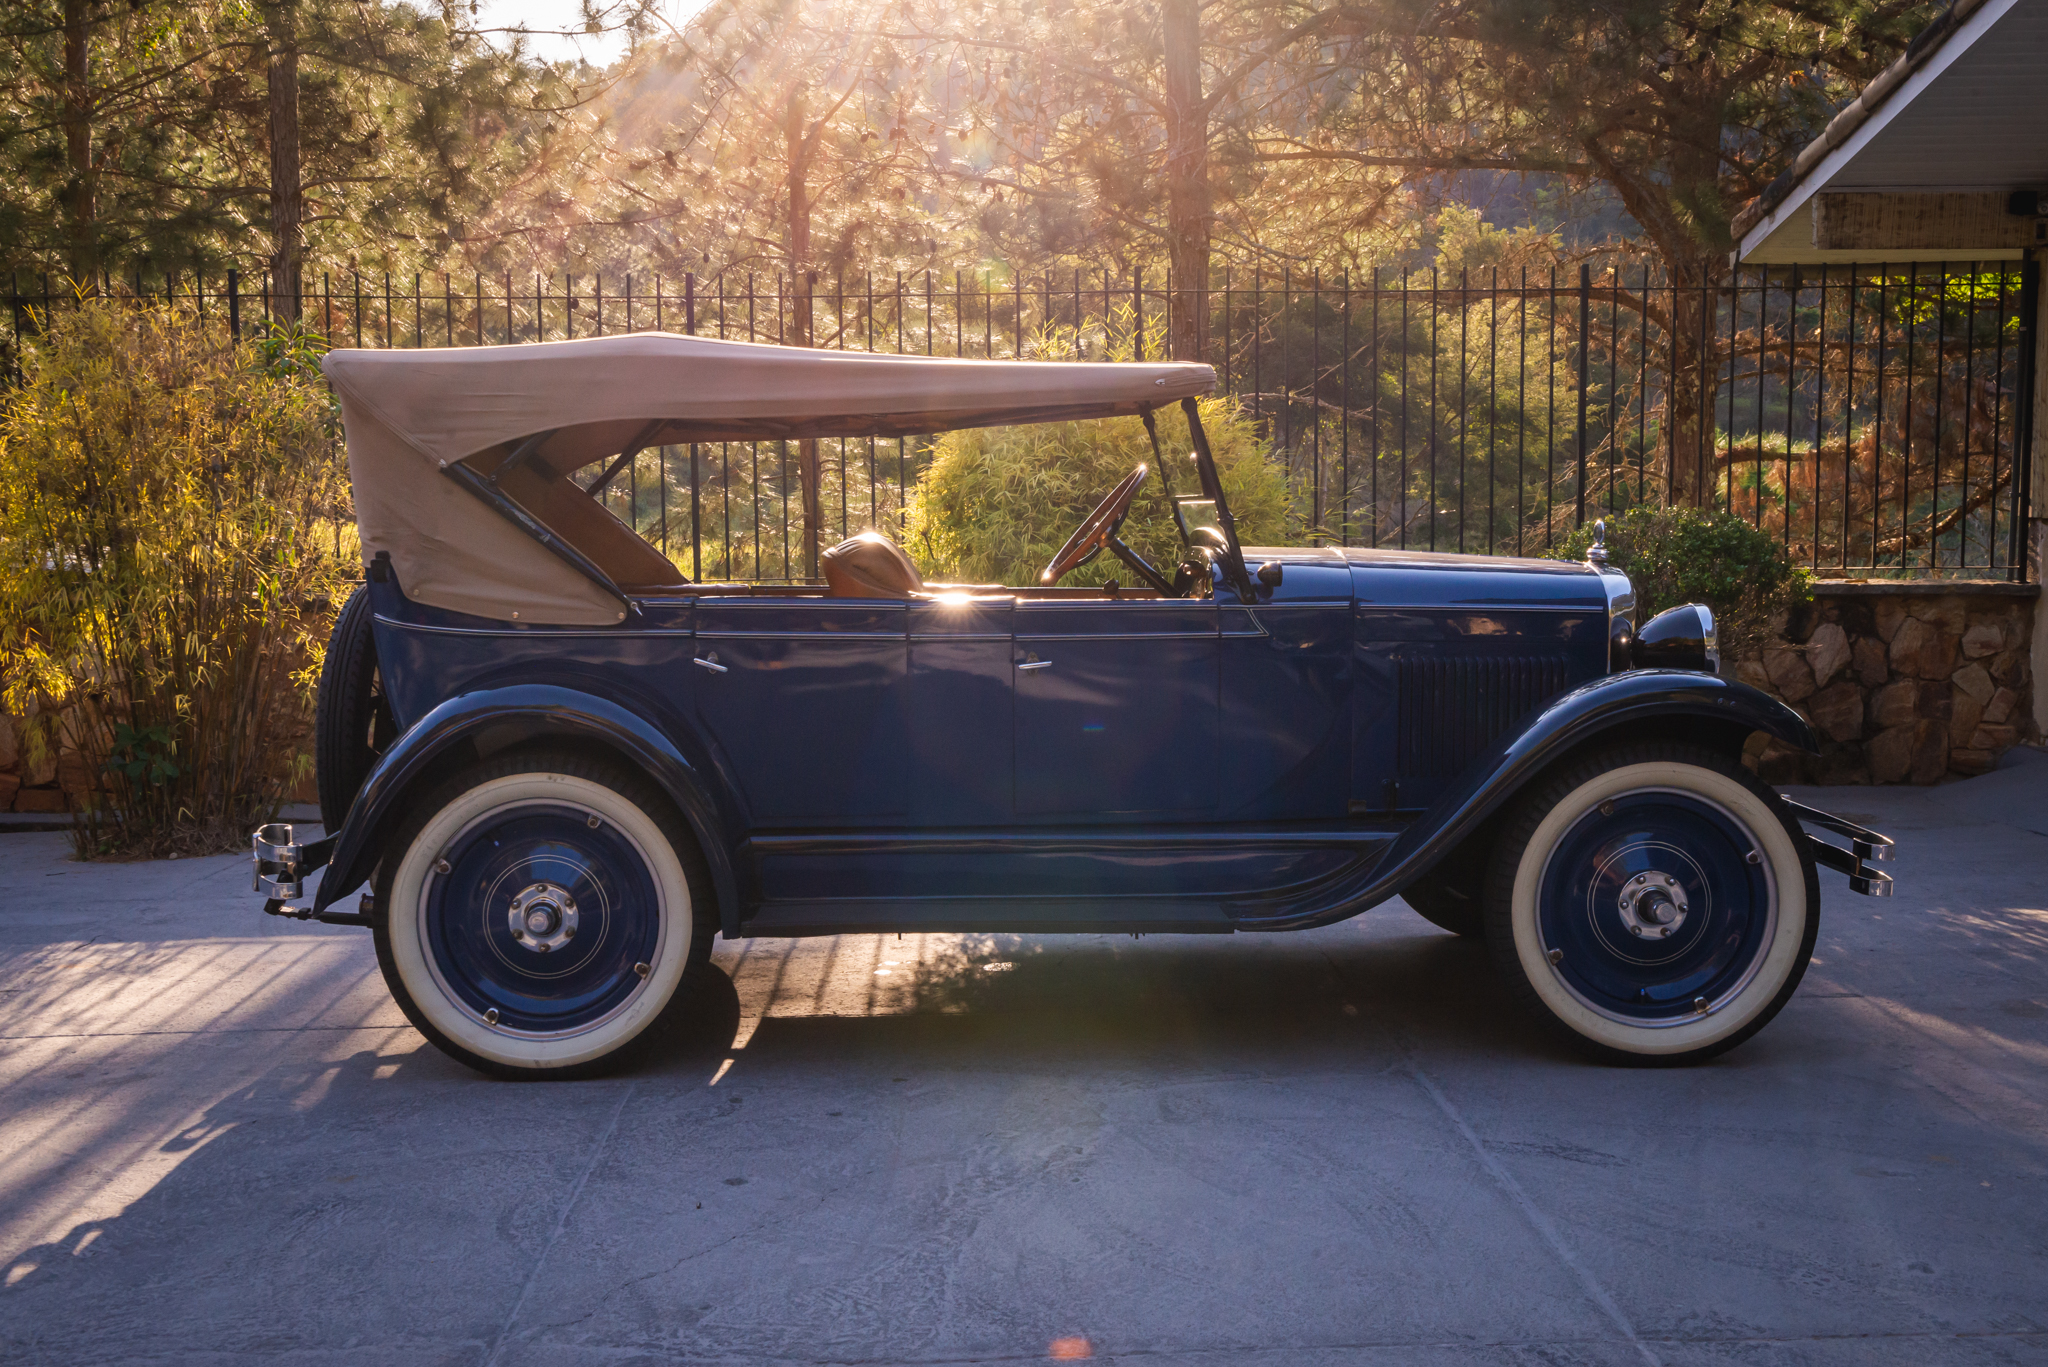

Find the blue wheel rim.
[
  {"left": 1538, "top": 789, "right": 1775, "bottom": 1025},
  {"left": 423, "top": 802, "right": 662, "bottom": 1034}
]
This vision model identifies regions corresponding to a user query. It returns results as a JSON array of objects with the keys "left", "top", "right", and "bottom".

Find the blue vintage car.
[{"left": 253, "top": 334, "right": 1892, "bottom": 1076}]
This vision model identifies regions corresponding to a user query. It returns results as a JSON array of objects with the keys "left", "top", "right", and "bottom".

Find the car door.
[
  {"left": 690, "top": 597, "right": 908, "bottom": 823},
  {"left": 1012, "top": 598, "right": 1220, "bottom": 818},
  {"left": 905, "top": 594, "right": 1016, "bottom": 825},
  {"left": 1217, "top": 560, "right": 1357, "bottom": 821}
]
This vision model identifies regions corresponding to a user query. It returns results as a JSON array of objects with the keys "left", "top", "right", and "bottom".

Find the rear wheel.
[
  {"left": 1482, "top": 742, "right": 1818, "bottom": 1065},
  {"left": 373, "top": 749, "right": 714, "bottom": 1078}
]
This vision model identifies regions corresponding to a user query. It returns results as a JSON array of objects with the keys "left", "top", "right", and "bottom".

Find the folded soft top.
[{"left": 321, "top": 334, "right": 1217, "bottom": 625}]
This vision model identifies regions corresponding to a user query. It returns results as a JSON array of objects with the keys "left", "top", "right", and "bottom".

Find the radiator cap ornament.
[{"left": 1586, "top": 518, "right": 1610, "bottom": 567}]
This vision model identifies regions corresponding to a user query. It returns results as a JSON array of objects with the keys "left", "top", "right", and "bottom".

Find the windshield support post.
[
  {"left": 1141, "top": 406, "right": 1195, "bottom": 548},
  {"left": 1179, "top": 397, "right": 1256, "bottom": 601}
]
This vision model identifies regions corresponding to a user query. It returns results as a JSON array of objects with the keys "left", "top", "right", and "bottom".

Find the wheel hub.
[
  {"left": 1617, "top": 869, "right": 1689, "bottom": 940},
  {"left": 507, "top": 882, "right": 579, "bottom": 954}
]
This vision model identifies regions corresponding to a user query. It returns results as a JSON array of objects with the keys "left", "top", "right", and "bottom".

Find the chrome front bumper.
[{"left": 1782, "top": 799, "right": 1895, "bottom": 897}]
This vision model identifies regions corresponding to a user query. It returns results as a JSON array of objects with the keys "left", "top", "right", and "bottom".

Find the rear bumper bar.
[
  {"left": 251, "top": 823, "right": 371, "bottom": 926},
  {"left": 1781, "top": 799, "right": 1894, "bottom": 897}
]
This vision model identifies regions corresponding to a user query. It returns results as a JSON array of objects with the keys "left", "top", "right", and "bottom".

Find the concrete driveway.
[{"left": 2, "top": 755, "right": 2045, "bottom": 1366}]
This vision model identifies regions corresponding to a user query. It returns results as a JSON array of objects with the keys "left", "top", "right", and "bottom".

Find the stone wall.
[
  {"left": 0, "top": 701, "right": 104, "bottom": 815},
  {"left": 1738, "top": 581, "right": 2040, "bottom": 785}
]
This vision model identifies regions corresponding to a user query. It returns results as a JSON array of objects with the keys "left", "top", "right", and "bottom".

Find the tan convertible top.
[{"left": 323, "top": 333, "right": 1216, "bottom": 625}]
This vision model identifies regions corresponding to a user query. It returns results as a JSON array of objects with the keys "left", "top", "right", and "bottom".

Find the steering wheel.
[{"left": 1040, "top": 464, "right": 1149, "bottom": 586}]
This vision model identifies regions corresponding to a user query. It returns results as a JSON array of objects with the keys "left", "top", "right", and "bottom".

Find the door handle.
[
  {"left": 693, "top": 656, "right": 728, "bottom": 674},
  {"left": 1017, "top": 659, "right": 1052, "bottom": 671}
]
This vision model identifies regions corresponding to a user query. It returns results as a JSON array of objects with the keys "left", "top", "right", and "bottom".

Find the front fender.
[
  {"left": 1232, "top": 669, "right": 1815, "bottom": 931},
  {"left": 309, "top": 684, "right": 740, "bottom": 935}
]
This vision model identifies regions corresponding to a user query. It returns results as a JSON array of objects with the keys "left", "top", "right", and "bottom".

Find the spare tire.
[{"left": 314, "top": 584, "right": 394, "bottom": 831}]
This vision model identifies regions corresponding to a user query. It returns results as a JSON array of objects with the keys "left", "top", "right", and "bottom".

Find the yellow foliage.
[
  {"left": 904, "top": 397, "right": 1292, "bottom": 586},
  {"left": 0, "top": 295, "right": 357, "bottom": 856}
]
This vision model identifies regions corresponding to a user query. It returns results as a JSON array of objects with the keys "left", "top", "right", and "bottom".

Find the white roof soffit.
[{"left": 1737, "top": 0, "right": 2048, "bottom": 266}]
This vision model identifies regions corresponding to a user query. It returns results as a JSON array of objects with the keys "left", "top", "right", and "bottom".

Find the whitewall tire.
[
  {"left": 1482, "top": 742, "right": 1819, "bottom": 1064},
  {"left": 372, "top": 750, "right": 710, "bottom": 1078}
]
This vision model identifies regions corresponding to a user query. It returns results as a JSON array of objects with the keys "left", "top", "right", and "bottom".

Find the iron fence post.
[
  {"left": 227, "top": 268, "right": 240, "bottom": 341},
  {"left": 2014, "top": 256, "right": 2039, "bottom": 582},
  {"left": 1576, "top": 263, "right": 1591, "bottom": 528},
  {"left": 1133, "top": 266, "right": 1143, "bottom": 361}
]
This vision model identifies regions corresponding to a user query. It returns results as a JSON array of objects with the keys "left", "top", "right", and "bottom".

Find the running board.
[{"left": 741, "top": 897, "right": 1236, "bottom": 937}]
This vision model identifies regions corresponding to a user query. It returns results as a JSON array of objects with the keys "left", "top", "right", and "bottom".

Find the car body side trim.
[
  {"left": 1352, "top": 603, "right": 1592, "bottom": 613},
  {"left": 1010, "top": 631, "right": 1220, "bottom": 641},
  {"left": 696, "top": 630, "right": 909, "bottom": 640},
  {"left": 376, "top": 616, "right": 679, "bottom": 639}
]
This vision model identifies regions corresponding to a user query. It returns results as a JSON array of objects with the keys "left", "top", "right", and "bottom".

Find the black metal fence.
[{"left": 6, "top": 258, "right": 2035, "bottom": 581}]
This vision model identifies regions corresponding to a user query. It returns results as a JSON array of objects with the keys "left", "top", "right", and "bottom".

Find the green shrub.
[
  {"left": 904, "top": 397, "right": 1291, "bottom": 586},
  {"left": 0, "top": 295, "right": 356, "bottom": 857},
  {"left": 1547, "top": 506, "right": 1811, "bottom": 661}
]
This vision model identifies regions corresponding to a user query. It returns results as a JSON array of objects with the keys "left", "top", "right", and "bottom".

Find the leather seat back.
[{"left": 821, "top": 532, "right": 926, "bottom": 599}]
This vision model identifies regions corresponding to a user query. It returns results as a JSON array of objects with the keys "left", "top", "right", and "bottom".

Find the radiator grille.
[{"left": 1397, "top": 656, "right": 1573, "bottom": 780}]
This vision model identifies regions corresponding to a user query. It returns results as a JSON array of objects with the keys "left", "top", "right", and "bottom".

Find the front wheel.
[
  {"left": 1483, "top": 742, "right": 1818, "bottom": 1065},
  {"left": 373, "top": 749, "right": 714, "bottom": 1078}
]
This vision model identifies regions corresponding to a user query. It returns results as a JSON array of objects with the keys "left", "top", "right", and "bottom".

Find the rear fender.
[
  {"left": 1234, "top": 669, "right": 1816, "bottom": 930},
  {"left": 309, "top": 684, "right": 741, "bottom": 936}
]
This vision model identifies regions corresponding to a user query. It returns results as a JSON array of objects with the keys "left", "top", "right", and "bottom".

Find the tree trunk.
[
  {"left": 1592, "top": 115, "right": 1728, "bottom": 512},
  {"left": 266, "top": 0, "right": 303, "bottom": 323},
  {"left": 785, "top": 97, "right": 813, "bottom": 346},
  {"left": 1161, "top": 0, "right": 1209, "bottom": 362},
  {"left": 785, "top": 96, "right": 825, "bottom": 579},
  {"left": 60, "top": 0, "right": 95, "bottom": 284},
  {"left": 1649, "top": 109, "right": 1735, "bottom": 511}
]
